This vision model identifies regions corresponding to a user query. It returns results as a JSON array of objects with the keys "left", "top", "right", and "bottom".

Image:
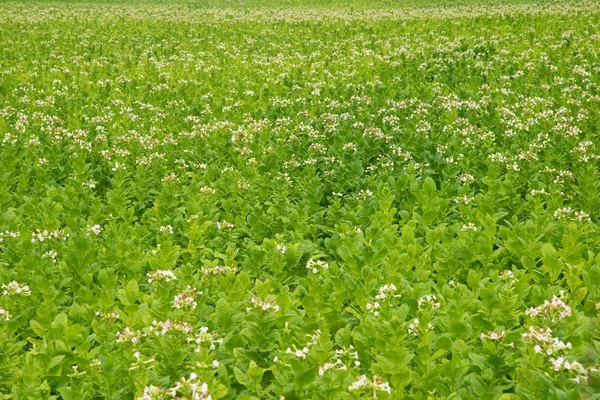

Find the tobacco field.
[{"left": 0, "top": 0, "right": 600, "bottom": 398}]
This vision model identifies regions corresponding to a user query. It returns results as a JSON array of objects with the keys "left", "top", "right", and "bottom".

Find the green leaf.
[
  {"left": 234, "top": 367, "right": 253, "bottom": 388},
  {"left": 210, "top": 383, "right": 228, "bottom": 400},
  {"left": 423, "top": 177, "right": 437, "bottom": 196},
  {"left": 51, "top": 313, "right": 69, "bottom": 331},
  {"left": 295, "top": 367, "right": 317, "bottom": 386},
  {"left": 247, "top": 361, "right": 265, "bottom": 385},
  {"left": 467, "top": 270, "right": 482, "bottom": 291},
  {"left": 48, "top": 355, "right": 66, "bottom": 369},
  {"left": 541, "top": 243, "right": 563, "bottom": 282},
  {"left": 30, "top": 320, "right": 45, "bottom": 337},
  {"left": 126, "top": 279, "right": 139, "bottom": 299},
  {"left": 391, "top": 370, "right": 411, "bottom": 390},
  {"left": 469, "top": 353, "right": 487, "bottom": 369},
  {"left": 334, "top": 324, "right": 352, "bottom": 347}
]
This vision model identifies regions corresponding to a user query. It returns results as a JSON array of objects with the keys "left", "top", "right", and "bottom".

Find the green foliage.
[{"left": 0, "top": 0, "right": 599, "bottom": 398}]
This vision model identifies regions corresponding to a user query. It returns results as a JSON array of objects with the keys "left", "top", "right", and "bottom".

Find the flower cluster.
[
  {"left": 306, "top": 258, "right": 329, "bottom": 274},
  {"left": 456, "top": 173, "right": 475, "bottom": 183},
  {"left": 480, "top": 330, "right": 506, "bottom": 341},
  {"left": 216, "top": 220, "right": 234, "bottom": 230},
  {"left": 522, "top": 325, "right": 590, "bottom": 383},
  {"left": 87, "top": 224, "right": 103, "bottom": 236},
  {"left": 553, "top": 208, "right": 591, "bottom": 222},
  {"left": 365, "top": 301, "right": 381, "bottom": 315},
  {"left": 0, "top": 306, "right": 11, "bottom": 321},
  {"left": 0, "top": 230, "right": 20, "bottom": 242},
  {"left": 199, "top": 186, "right": 216, "bottom": 195},
  {"left": 553, "top": 207, "right": 572, "bottom": 218},
  {"left": 522, "top": 292, "right": 591, "bottom": 384},
  {"left": 461, "top": 222, "right": 478, "bottom": 232},
  {"left": 42, "top": 250, "right": 58, "bottom": 263},
  {"left": 116, "top": 327, "right": 146, "bottom": 344},
  {"left": 366, "top": 284, "right": 400, "bottom": 316},
  {"left": 334, "top": 345, "right": 360, "bottom": 367},
  {"left": 407, "top": 318, "right": 434, "bottom": 337},
  {"left": 95, "top": 311, "right": 120, "bottom": 322},
  {"left": 200, "top": 265, "right": 237, "bottom": 276},
  {"left": 285, "top": 344, "right": 309, "bottom": 359},
  {"left": 455, "top": 195, "right": 474, "bottom": 204},
  {"left": 147, "top": 270, "right": 177, "bottom": 284},
  {"left": 276, "top": 243, "right": 287, "bottom": 254},
  {"left": 375, "top": 284, "right": 399, "bottom": 301},
  {"left": 90, "top": 359, "right": 102, "bottom": 372},
  {"left": 31, "top": 229, "right": 69, "bottom": 242},
  {"left": 417, "top": 295, "right": 440, "bottom": 311},
  {"left": 549, "top": 356, "right": 588, "bottom": 384},
  {"left": 358, "top": 189, "right": 374, "bottom": 199},
  {"left": 348, "top": 375, "right": 391, "bottom": 395},
  {"left": 574, "top": 211, "right": 591, "bottom": 222},
  {"left": 188, "top": 326, "right": 223, "bottom": 352},
  {"left": 173, "top": 286, "right": 203, "bottom": 310},
  {"left": 318, "top": 359, "right": 347, "bottom": 376},
  {"left": 138, "top": 373, "right": 211, "bottom": 400},
  {"left": 162, "top": 172, "right": 178, "bottom": 182},
  {"left": 305, "top": 329, "right": 321, "bottom": 346},
  {"left": 530, "top": 188, "right": 550, "bottom": 197},
  {"left": 525, "top": 292, "right": 572, "bottom": 323},
  {"left": 2, "top": 281, "right": 31, "bottom": 296},
  {"left": 522, "top": 326, "right": 572, "bottom": 355},
  {"left": 137, "top": 385, "right": 169, "bottom": 400},
  {"left": 246, "top": 296, "right": 279, "bottom": 313},
  {"left": 499, "top": 270, "right": 516, "bottom": 283},
  {"left": 159, "top": 225, "right": 174, "bottom": 234},
  {"left": 167, "top": 373, "right": 211, "bottom": 399},
  {"left": 148, "top": 320, "right": 194, "bottom": 336}
]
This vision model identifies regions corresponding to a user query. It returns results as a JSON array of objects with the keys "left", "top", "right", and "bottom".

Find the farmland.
[{"left": 0, "top": 0, "right": 599, "bottom": 398}]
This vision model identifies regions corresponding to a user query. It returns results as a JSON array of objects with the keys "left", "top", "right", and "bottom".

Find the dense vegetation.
[{"left": 0, "top": 1, "right": 599, "bottom": 398}]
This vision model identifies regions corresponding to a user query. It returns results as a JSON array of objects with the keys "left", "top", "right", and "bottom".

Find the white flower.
[
  {"left": 418, "top": 294, "right": 441, "bottom": 310},
  {"left": 147, "top": 270, "right": 177, "bottom": 284},
  {"left": 461, "top": 222, "right": 477, "bottom": 232},
  {"left": 0, "top": 307, "right": 11, "bottom": 321},
  {"left": 173, "top": 286, "right": 202, "bottom": 310},
  {"left": 525, "top": 293, "right": 571, "bottom": 323},
  {"left": 306, "top": 258, "right": 328, "bottom": 273},
  {"left": 2, "top": 281, "right": 31, "bottom": 296},
  {"left": 159, "top": 225, "right": 174, "bottom": 234},
  {"left": 348, "top": 375, "right": 391, "bottom": 395}
]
